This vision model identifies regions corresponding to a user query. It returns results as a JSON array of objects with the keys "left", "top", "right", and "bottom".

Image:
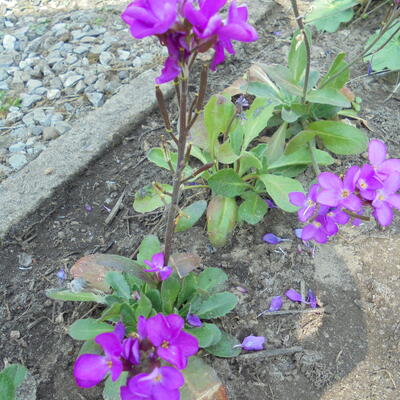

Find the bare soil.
[{"left": 1, "top": 2, "right": 400, "bottom": 400}]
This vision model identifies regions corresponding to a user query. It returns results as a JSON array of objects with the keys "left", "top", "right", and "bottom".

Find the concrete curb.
[
  {"left": 0, "top": 69, "right": 172, "bottom": 239},
  {"left": 0, "top": 0, "right": 275, "bottom": 240}
]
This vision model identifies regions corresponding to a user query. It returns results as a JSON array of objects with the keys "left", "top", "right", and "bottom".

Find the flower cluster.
[
  {"left": 74, "top": 314, "right": 198, "bottom": 400},
  {"left": 121, "top": 0, "right": 258, "bottom": 83},
  {"left": 289, "top": 139, "right": 400, "bottom": 243}
]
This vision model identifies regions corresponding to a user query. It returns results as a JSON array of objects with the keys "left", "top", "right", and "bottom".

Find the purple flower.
[
  {"left": 121, "top": 366, "right": 184, "bottom": 400},
  {"left": 317, "top": 167, "right": 362, "bottom": 212},
  {"left": 156, "top": 55, "right": 181, "bottom": 84},
  {"left": 372, "top": 172, "right": 400, "bottom": 226},
  {"left": 146, "top": 314, "right": 198, "bottom": 369},
  {"left": 265, "top": 199, "right": 277, "bottom": 208},
  {"left": 289, "top": 184, "right": 319, "bottom": 222},
  {"left": 294, "top": 228, "right": 303, "bottom": 239},
  {"left": 285, "top": 289, "right": 303, "bottom": 303},
  {"left": 355, "top": 164, "right": 382, "bottom": 200},
  {"left": 143, "top": 252, "right": 173, "bottom": 281},
  {"left": 307, "top": 289, "right": 318, "bottom": 309},
  {"left": 269, "top": 296, "right": 283, "bottom": 311},
  {"left": 187, "top": 313, "right": 202, "bottom": 327},
  {"left": 56, "top": 268, "right": 66, "bottom": 281},
  {"left": 121, "top": 0, "right": 179, "bottom": 39},
  {"left": 121, "top": 337, "right": 140, "bottom": 365},
  {"left": 301, "top": 216, "right": 330, "bottom": 243},
  {"left": 263, "top": 233, "right": 290, "bottom": 244},
  {"left": 74, "top": 331, "right": 123, "bottom": 388},
  {"left": 84, "top": 204, "right": 93, "bottom": 212},
  {"left": 239, "top": 335, "right": 265, "bottom": 351},
  {"left": 368, "top": 139, "right": 400, "bottom": 179}
]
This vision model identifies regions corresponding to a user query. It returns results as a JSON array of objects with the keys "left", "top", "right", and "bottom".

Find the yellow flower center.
[
  {"left": 161, "top": 340, "right": 169, "bottom": 349},
  {"left": 341, "top": 189, "right": 350, "bottom": 198},
  {"left": 153, "top": 373, "right": 162, "bottom": 383},
  {"left": 379, "top": 194, "right": 385, "bottom": 201},
  {"left": 359, "top": 179, "right": 367, "bottom": 189},
  {"left": 314, "top": 221, "right": 321, "bottom": 228},
  {"left": 106, "top": 360, "right": 113, "bottom": 369}
]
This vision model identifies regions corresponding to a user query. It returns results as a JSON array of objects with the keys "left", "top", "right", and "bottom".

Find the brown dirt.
[{"left": 1, "top": 2, "right": 399, "bottom": 400}]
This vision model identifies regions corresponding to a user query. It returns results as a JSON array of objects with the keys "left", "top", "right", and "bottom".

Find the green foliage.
[
  {"left": 175, "top": 200, "right": 207, "bottom": 232},
  {"left": 133, "top": 183, "right": 172, "bottom": 212},
  {"left": 305, "top": 0, "right": 358, "bottom": 33},
  {"left": 364, "top": 21, "right": 400, "bottom": 72},
  {"left": 69, "top": 318, "right": 114, "bottom": 340},
  {"left": 0, "top": 363, "right": 28, "bottom": 400},
  {"left": 205, "top": 331, "right": 242, "bottom": 357},
  {"left": 0, "top": 91, "right": 21, "bottom": 117}
]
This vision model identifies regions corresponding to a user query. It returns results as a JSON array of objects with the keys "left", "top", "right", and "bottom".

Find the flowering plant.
[{"left": 290, "top": 139, "right": 400, "bottom": 243}]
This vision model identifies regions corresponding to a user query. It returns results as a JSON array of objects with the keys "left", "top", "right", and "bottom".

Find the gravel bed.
[{"left": 0, "top": 0, "right": 166, "bottom": 179}]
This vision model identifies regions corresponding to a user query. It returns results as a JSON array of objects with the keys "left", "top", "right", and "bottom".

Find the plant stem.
[
  {"left": 163, "top": 70, "right": 189, "bottom": 264},
  {"left": 289, "top": 0, "right": 311, "bottom": 104},
  {"left": 308, "top": 138, "right": 321, "bottom": 176}
]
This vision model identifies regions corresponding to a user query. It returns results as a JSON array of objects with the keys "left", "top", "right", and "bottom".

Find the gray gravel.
[{"left": 0, "top": 0, "right": 166, "bottom": 179}]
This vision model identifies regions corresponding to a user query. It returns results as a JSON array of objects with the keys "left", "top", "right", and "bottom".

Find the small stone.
[
  {"left": 29, "top": 126, "right": 43, "bottom": 136},
  {"left": 10, "top": 330, "right": 20, "bottom": 339},
  {"left": 43, "top": 127, "right": 60, "bottom": 141},
  {"left": 26, "top": 137, "right": 37, "bottom": 147},
  {"left": 74, "top": 80, "right": 86, "bottom": 94},
  {"left": 0, "top": 164, "right": 12, "bottom": 179},
  {"left": 20, "top": 94, "right": 42, "bottom": 108},
  {"left": 47, "top": 89, "right": 61, "bottom": 100},
  {"left": 10, "top": 127, "right": 29, "bottom": 139},
  {"left": 31, "top": 143, "right": 46, "bottom": 155},
  {"left": 48, "top": 77, "right": 63, "bottom": 89},
  {"left": 9, "top": 142, "right": 27, "bottom": 153},
  {"left": 3, "top": 34, "right": 17, "bottom": 51},
  {"left": 44, "top": 167, "right": 54, "bottom": 175},
  {"left": 0, "top": 54, "right": 14, "bottom": 67},
  {"left": 73, "top": 45, "right": 90, "bottom": 55},
  {"left": 99, "top": 51, "right": 113, "bottom": 66},
  {"left": 26, "top": 79, "right": 42, "bottom": 92},
  {"left": 6, "top": 111, "right": 23, "bottom": 124},
  {"left": 65, "top": 54, "right": 78, "bottom": 65},
  {"left": 0, "top": 81, "right": 9, "bottom": 90},
  {"left": 86, "top": 92, "right": 104, "bottom": 107},
  {"left": 53, "top": 121, "right": 71, "bottom": 135},
  {"left": 118, "top": 70, "right": 129, "bottom": 80},
  {"left": 8, "top": 154, "right": 28, "bottom": 170},
  {"left": 117, "top": 49, "right": 130, "bottom": 61},
  {"left": 63, "top": 74, "right": 83, "bottom": 88},
  {"left": 105, "top": 180, "right": 118, "bottom": 192}
]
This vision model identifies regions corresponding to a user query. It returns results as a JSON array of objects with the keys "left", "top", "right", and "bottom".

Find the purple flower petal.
[
  {"left": 84, "top": 204, "right": 93, "bottom": 212},
  {"left": 265, "top": 199, "right": 277, "bottom": 208},
  {"left": 187, "top": 313, "right": 203, "bottom": 327},
  {"left": 241, "top": 335, "right": 265, "bottom": 351},
  {"left": 74, "top": 354, "right": 109, "bottom": 388},
  {"left": 294, "top": 228, "right": 303, "bottom": 239},
  {"left": 285, "top": 289, "right": 303, "bottom": 303},
  {"left": 263, "top": 233, "right": 289, "bottom": 244},
  {"left": 307, "top": 289, "right": 318, "bottom": 309},
  {"left": 269, "top": 296, "right": 283, "bottom": 311},
  {"left": 56, "top": 269, "right": 66, "bottom": 281}
]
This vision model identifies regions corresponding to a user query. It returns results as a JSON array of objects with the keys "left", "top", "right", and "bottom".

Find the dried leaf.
[{"left": 170, "top": 253, "right": 201, "bottom": 278}]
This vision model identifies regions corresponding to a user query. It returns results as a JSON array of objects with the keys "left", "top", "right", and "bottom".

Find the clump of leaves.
[
  {"left": 0, "top": 363, "right": 28, "bottom": 399},
  {"left": 363, "top": 20, "right": 400, "bottom": 71},
  {"left": 0, "top": 91, "right": 21, "bottom": 117},
  {"left": 305, "top": 0, "right": 359, "bottom": 32}
]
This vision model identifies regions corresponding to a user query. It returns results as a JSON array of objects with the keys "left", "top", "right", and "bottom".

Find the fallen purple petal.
[
  {"left": 84, "top": 204, "right": 93, "bottom": 212},
  {"left": 307, "top": 289, "right": 318, "bottom": 308},
  {"left": 263, "top": 233, "right": 289, "bottom": 244},
  {"left": 56, "top": 269, "right": 66, "bottom": 281},
  {"left": 285, "top": 289, "right": 303, "bottom": 303},
  {"left": 236, "top": 286, "right": 248, "bottom": 293},
  {"left": 294, "top": 228, "right": 303, "bottom": 239},
  {"left": 241, "top": 335, "right": 265, "bottom": 351},
  {"left": 187, "top": 313, "right": 202, "bottom": 327},
  {"left": 269, "top": 296, "right": 283, "bottom": 311},
  {"left": 265, "top": 199, "right": 277, "bottom": 208}
]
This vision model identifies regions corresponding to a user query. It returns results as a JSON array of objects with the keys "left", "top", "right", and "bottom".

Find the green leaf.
[
  {"left": 1, "top": 364, "right": 28, "bottom": 389},
  {"left": 146, "top": 288, "right": 162, "bottom": 312},
  {"left": 246, "top": 82, "right": 281, "bottom": 102},
  {"left": 135, "top": 294, "right": 153, "bottom": 319},
  {"left": 100, "top": 303, "right": 122, "bottom": 322},
  {"left": 78, "top": 339, "right": 102, "bottom": 356},
  {"left": 176, "top": 200, "right": 207, "bottom": 232},
  {"left": 242, "top": 98, "right": 275, "bottom": 149},
  {"left": 45, "top": 289, "right": 106, "bottom": 303},
  {"left": 136, "top": 235, "right": 162, "bottom": 267},
  {"left": 319, "top": 52, "right": 349, "bottom": 89},
  {"left": 198, "top": 267, "right": 228, "bottom": 291},
  {"left": 161, "top": 275, "right": 180, "bottom": 314},
  {"left": 133, "top": 183, "right": 172, "bottom": 213},
  {"left": 238, "top": 151, "right": 263, "bottom": 176},
  {"left": 259, "top": 174, "right": 304, "bottom": 212},
  {"left": 260, "top": 64, "right": 303, "bottom": 96},
  {"left": 265, "top": 122, "right": 287, "bottom": 165},
  {"left": 238, "top": 192, "right": 268, "bottom": 224},
  {"left": 105, "top": 272, "right": 131, "bottom": 299},
  {"left": 207, "top": 196, "right": 237, "bottom": 247},
  {"left": 205, "top": 331, "right": 242, "bottom": 357},
  {"left": 306, "top": 87, "right": 350, "bottom": 107},
  {"left": 103, "top": 372, "right": 128, "bottom": 400},
  {"left": 181, "top": 356, "right": 226, "bottom": 400},
  {"left": 197, "top": 292, "right": 238, "bottom": 319},
  {"left": 68, "top": 318, "right": 114, "bottom": 340},
  {"left": 305, "top": 0, "right": 357, "bottom": 33},
  {"left": 147, "top": 148, "right": 193, "bottom": 177},
  {"left": 190, "top": 145, "right": 209, "bottom": 165},
  {"left": 187, "top": 323, "right": 222, "bottom": 348},
  {"left": 216, "top": 140, "right": 240, "bottom": 164},
  {"left": 268, "top": 147, "right": 335, "bottom": 169},
  {"left": 120, "top": 303, "right": 136, "bottom": 333},
  {"left": 269, "top": 165, "right": 307, "bottom": 178},
  {"left": 288, "top": 28, "right": 312, "bottom": 83},
  {"left": 230, "top": 123, "right": 245, "bottom": 155},
  {"left": 208, "top": 169, "right": 247, "bottom": 198},
  {"left": 364, "top": 21, "right": 400, "bottom": 71},
  {"left": 0, "top": 373, "right": 15, "bottom": 400},
  {"left": 308, "top": 120, "right": 368, "bottom": 155},
  {"left": 177, "top": 273, "right": 198, "bottom": 308},
  {"left": 204, "top": 95, "right": 235, "bottom": 158},
  {"left": 285, "top": 130, "right": 317, "bottom": 154}
]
